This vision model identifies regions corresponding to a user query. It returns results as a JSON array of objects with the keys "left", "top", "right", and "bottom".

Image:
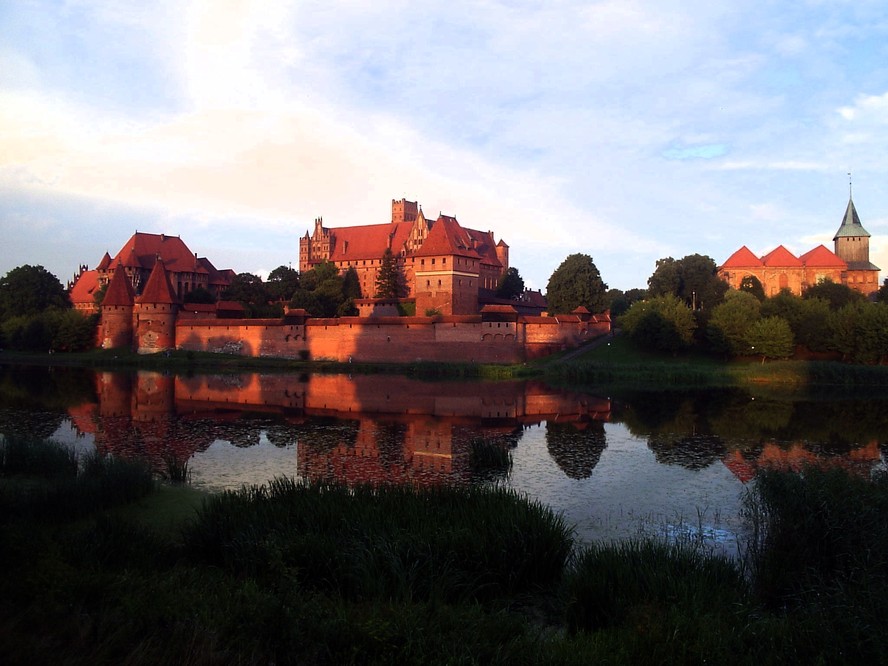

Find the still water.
[{"left": 2, "top": 363, "right": 886, "bottom": 556}]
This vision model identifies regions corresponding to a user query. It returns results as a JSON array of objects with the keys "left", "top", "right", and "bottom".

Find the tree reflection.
[
  {"left": 545, "top": 420, "right": 607, "bottom": 479},
  {"left": 647, "top": 434, "right": 726, "bottom": 470}
]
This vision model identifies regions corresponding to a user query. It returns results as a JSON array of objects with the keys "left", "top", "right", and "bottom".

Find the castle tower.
[
  {"left": 496, "top": 239, "right": 509, "bottom": 276},
  {"left": 134, "top": 259, "right": 179, "bottom": 354},
  {"left": 99, "top": 264, "right": 135, "bottom": 349},
  {"left": 391, "top": 198, "right": 418, "bottom": 224},
  {"left": 833, "top": 195, "right": 881, "bottom": 295}
]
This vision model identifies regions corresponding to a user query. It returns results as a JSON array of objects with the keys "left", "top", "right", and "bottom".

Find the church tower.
[{"left": 833, "top": 194, "right": 880, "bottom": 296}]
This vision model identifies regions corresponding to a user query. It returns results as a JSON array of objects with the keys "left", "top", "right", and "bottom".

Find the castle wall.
[{"left": 170, "top": 312, "right": 611, "bottom": 364}]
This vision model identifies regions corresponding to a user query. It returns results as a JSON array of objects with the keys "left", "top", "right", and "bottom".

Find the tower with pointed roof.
[
  {"left": 833, "top": 196, "right": 880, "bottom": 295},
  {"left": 99, "top": 264, "right": 135, "bottom": 349},
  {"left": 134, "top": 259, "right": 179, "bottom": 353}
]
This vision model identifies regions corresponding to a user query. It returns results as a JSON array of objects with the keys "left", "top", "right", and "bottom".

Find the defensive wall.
[{"left": 171, "top": 309, "right": 610, "bottom": 364}]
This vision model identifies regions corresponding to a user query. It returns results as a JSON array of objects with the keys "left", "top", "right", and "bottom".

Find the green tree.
[
  {"left": 619, "top": 294, "right": 696, "bottom": 353},
  {"left": 745, "top": 316, "right": 794, "bottom": 363},
  {"left": 222, "top": 273, "right": 274, "bottom": 317},
  {"left": 803, "top": 279, "right": 864, "bottom": 310},
  {"left": 706, "top": 290, "right": 761, "bottom": 355},
  {"left": 739, "top": 275, "right": 766, "bottom": 301},
  {"left": 878, "top": 278, "right": 888, "bottom": 303},
  {"left": 183, "top": 287, "right": 215, "bottom": 304},
  {"left": 267, "top": 265, "right": 300, "bottom": 302},
  {"left": 829, "top": 302, "right": 888, "bottom": 364},
  {"left": 0, "top": 265, "right": 69, "bottom": 320},
  {"left": 545, "top": 254, "right": 608, "bottom": 315},
  {"left": 647, "top": 254, "right": 727, "bottom": 311},
  {"left": 375, "top": 248, "right": 405, "bottom": 299},
  {"left": 495, "top": 267, "right": 525, "bottom": 299}
]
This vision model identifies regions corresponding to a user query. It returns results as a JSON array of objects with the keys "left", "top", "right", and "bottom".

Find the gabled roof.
[
  {"left": 834, "top": 197, "right": 870, "bottom": 240},
  {"left": 326, "top": 222, "right": 415, "bottom": 262},
  {"left": 96, "top": 252, "right": 112, "bottom": 271},
  {"left": 799, "top": 245, "right": 846, "bottom": 268},
  {"left": 110, "top": 232, "right": 207, "bottom": 274},
  {"left": 414, "top": 216, "right": 482, "bottom": 259},
  {"left": 138, "top": 259, "right": 178, "bottom": 305},
  {"left": 721, "top": 245, "right": 763, "bottom": 269},
  {"left": 761, "top": 245, "right": 803, "bottom": 267},
  {"left": 68, "top": 270, "right": 100, "bottom": 305},
  {"left": 102, "top": 264, "right": 135, "bottom": 307}
]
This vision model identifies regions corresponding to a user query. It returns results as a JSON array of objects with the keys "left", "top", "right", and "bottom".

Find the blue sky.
[{"left": 2, "top": 0, "right": 887, "bottom": 292}]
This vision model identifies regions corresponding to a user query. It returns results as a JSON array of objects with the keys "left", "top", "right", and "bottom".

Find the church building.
[
  {"left": 299, "top": 198, "right": 509, "bottom": 315},
  {"left": 719, "top": 195, "right": 881, "bottom": 297}
]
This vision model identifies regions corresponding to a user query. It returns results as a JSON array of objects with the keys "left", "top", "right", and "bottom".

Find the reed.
[{"left": 0, "top": 434, "right": 79, "bottom": 478}]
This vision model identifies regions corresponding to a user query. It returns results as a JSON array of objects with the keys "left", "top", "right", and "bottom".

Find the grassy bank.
[
  {"left": 547, "top": 334, "right": 888, "bottom": 391},
  {"left": 2, "top": 437, "right": 887, "bottom": 664}
]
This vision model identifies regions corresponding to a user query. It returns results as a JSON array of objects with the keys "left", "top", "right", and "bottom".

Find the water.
[{"left": 2, "top": 363, "right": 886, "bottom": 556}]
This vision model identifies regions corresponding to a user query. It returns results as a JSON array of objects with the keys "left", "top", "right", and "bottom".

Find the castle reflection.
[{"left": 67, "top": 371, "right": 612, "bottom": 485}]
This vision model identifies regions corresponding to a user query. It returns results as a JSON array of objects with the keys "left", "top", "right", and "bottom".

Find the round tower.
[
  {"left": 134, "top": 259, "right": 179, "bottom": 354},
  {"left": 99, "top": 264, "right": 135, "bottom": 349}
]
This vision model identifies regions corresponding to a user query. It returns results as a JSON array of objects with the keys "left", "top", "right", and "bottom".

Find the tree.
[
  {"left": 221, "top": 273, "right": 274, "bottom": 317},
  {"left": 878, "top": 278, "right": 888, "bottom": 304},
  {"left": 0, "top": 265, "right": 69, "bottom": 320},
  {"left": 375, "top": 248, "right": 405, "bottom": 299},
  {"left": 267, "top": 265, "right": 300, "bottom": 302},
  {"left": 803, "top": 279, "right": 864, "bottom": 310},
  {"left": 647, "top": 254, "right": 726, "bottom": 311},
  {"left": 184, "top": 287, "right": 215, "bottom": 304},
  {"left": 495, "top": 267, "right": 525, "bottom": 299},
  {"left": 745, "top": 316, "right": 794, "bottom": 363},
  {"left": 739, "top": 275, "right": 766, "bottom": 302},
  {"left": 619, "top": 294, "right": 696, "bottom": 353},
  {"left": 706, "top": 290, "right": 761, "bottom": 355},
  {"left": 545, "top": 254, "right": 608, "bottom": 314}
]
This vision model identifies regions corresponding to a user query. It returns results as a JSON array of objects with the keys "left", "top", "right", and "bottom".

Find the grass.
[{"left": 2, "top": 437, "right": 888, "bottom": 664}]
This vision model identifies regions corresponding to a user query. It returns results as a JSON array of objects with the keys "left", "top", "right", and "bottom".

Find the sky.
[{"left": 2, "top": 0, "right": 887, "bottom": 293}]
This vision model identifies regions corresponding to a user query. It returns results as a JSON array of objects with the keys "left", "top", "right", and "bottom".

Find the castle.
[
  {"left": 300, "top": 199, "right": 509, "bottom": 315},
  {"left": 719, "top": 195, "right": 881, "bottom": 297},
  {"left": 69, "top": 232, "right": 234, "bottom": 316},
  {"left": 67, "top": 199, "right": 611, "bottom": 362}
]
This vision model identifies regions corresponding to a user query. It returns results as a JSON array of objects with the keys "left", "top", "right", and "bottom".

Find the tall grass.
[
  {"left": 185, "top": 478, "right": 573, "bottom": 602},
  {"left": 0, "top": 434, "right": 79, "bottom": 478}
]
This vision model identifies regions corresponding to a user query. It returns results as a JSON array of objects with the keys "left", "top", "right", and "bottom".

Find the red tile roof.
[
  {"left": 138, "top": 259, "right": 178, "bottom": 305},
  {"left": 721, "top": 246, "right": 763, "bottom": 268},
  {"left": 102, "top": 264, "right": 135, "bottom": 307},
  {"left": 69, "top": 270, "right": 100, "bottom": 305},
  {"left": 111, "top": 232, "right": 207, "bottom": 274},
  {"left": 327, "top": 222, "right": 414, "bottom": 262},
  {"left": 414, "top": 216, "right": 482, "bottom": 259},
  {"left": 761, "top": 245, "right": 803, "bottom": 267},
  {"left": 799, "top": 244, "right": 846, "bottom": 268}
]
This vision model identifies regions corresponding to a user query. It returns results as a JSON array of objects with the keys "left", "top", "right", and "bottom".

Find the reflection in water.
[
  {"left": 1, "top": 363, "right": 886, "bottom": 552},
  {"left": 545, "top": 421, "right": 607, "bottom": 479}
]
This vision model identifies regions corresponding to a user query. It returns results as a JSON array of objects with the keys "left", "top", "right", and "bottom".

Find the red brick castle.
[{"left": 300, "top": 198, "right": 509, "bottom": 315}]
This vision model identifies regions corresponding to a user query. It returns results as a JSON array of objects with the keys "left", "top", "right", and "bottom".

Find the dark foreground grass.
[{"left": 2, "top": 438, "right": 887, "bottom": 664}]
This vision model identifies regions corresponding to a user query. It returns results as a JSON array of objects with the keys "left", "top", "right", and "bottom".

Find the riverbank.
[
  {"left": 1, "top": 436, "right": 886, "bottom": 664},
  {"left": 3, "top": 334, "right": 888, "bottom": 389}
]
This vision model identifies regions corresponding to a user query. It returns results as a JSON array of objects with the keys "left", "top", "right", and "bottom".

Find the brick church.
[
  {"left": 719, "top": 195, "right": 881, "bottom": 297},
  {"left": 299, "top": 198, "right": 509, "bottom": 315}
]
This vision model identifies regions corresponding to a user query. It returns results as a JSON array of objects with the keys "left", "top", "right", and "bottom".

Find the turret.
[
  {"left": 134, "top": 259, "right": 179, "bottom": 354},
  {"left": 833, "top": 196, "right": 871, "bottom": 265},
  {"left": 99, "top": 264, "right": 135, "bottom": 349}
]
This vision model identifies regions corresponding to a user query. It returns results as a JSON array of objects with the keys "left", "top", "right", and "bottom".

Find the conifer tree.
[{"left": 375, "top": 248, "right": 405, "bottom": 299}]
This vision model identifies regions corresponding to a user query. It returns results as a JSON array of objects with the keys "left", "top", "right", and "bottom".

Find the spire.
[
  {"left": 834, "top": 194, "right": 870, "bottom": 240},
  {"left": 138, "top": 258, "right": 178, "bottom": 304},
  {"left": 102, "top": 264, "right": 135, "bottom": 307}
]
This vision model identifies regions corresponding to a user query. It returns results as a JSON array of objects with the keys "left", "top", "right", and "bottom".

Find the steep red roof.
[
  {"left": 102, "top": 264, "right": 135, "bottom": 307},
  {"left": 111, "top": 232, "right": 206, "bottom": 274},
  {"left": 414, "top": 216, "right": 481, "bottom": 258},
  {"left": 761, "top": 245, "right": 803, "bottom": 267},
  {"left": 69, "top": 270, "right": 100, "bottom": 305},
  {"left": 721, "top": 246, "right": 763, "bottom": 268},
  {"left": 96, "top": 252, "right": 112, "bottom": 271},
  {"left": 799, "top": 244, "right": 846, "bottom": 268},
  {"left": 138, "top": 259, "right": 178, "bottom": 305},
  {"left": 326, "top": 222, "right": 414, "bottom": 262}
]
